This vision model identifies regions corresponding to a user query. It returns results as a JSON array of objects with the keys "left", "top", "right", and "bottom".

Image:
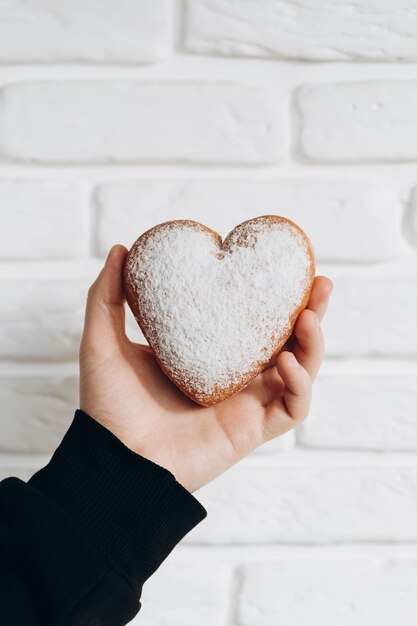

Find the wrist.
[
  {"left": 80, "top": 404, "right": 194, "bottom": 492},
  {"left": 29, "top": 409, "right": 207, "bottom": 588}
]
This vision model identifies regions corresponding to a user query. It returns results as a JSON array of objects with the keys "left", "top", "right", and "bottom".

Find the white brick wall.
[
  {"left": 297, "top": 81, "right": 417, "bottom": 162},
  {"left": 237, "top": 558, "right": 417, "bottom": 625},
  {"left": 0, "top": 279, "right": 89, "bottom": 360},
  {"left": 0, "top": 0, "right": 171, "bottom": 63},
  {"left": 0, "top": 180, "right": 88, "bottom": 259},
  {"left": 185, "top": 0, "right": 417, "bottom": 61},
  {"left": 1, "top": 1, "right": 417, "bottom": 624},
  {"left": 298, "top": 361, "right": 417, "bottom": 451},
  {"left": 95, "top": 179, "right": 404, "bottom": 262},
  {"left": 0, "top": 365, "right": 78, "bottom": 453},
  {"left": 192, "top": 454, "right": 417, "bottom": 544},
  {"left": 0, "top": 82, "right": 281, "bottom": 164},
  {"left": 323, "top": 273, "right": 417, "bottom": 356}
]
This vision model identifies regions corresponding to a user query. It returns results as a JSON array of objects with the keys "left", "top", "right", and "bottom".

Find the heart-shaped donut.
[{"left": 124, "top": 216, "right": 315, "bottom": 406}]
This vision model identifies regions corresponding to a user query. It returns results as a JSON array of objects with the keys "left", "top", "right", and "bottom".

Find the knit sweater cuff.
[{"left": 28, "top": 409, "right": 207, "bottom": 591}]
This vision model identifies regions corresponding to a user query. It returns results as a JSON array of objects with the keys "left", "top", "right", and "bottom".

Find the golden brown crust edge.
[{"left": 123, "top": 216, "right": 315, "bottom": 407}]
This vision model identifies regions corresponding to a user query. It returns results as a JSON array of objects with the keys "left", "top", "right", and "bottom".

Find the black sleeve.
[{"left": 0, "top": 409, "right": 207, "bottom": 626}]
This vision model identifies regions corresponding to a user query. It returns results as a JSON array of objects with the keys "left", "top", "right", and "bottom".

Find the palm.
[
  {"left": 81, "top": 336, "right": 281, "bottom": 492},
  {"left": 80, "top": 245, "right": 332, "bottom": 493}
]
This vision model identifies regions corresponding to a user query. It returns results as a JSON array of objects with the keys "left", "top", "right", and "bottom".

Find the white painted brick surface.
[
  {"left": 0, "top": 82, "right": 281, "bottom": 164},
  {"left": 185, "top": 0, "right": 417, "bottom": 62},
  {"left": 0, "top": 280, "right": 88, "bottom": 360},
  {"left": 0, "top": 373, "right": 77, "bottom": 453},
  {"left": 0, "top": 459, "right": 45, "bottom": 483},
  {"left": 299, "top": 370, "right": 417, "bottom": 451},
  {"left": 191, "top": 457, "right": 417, "bottom": 544},
  {"left": 133, "top": 559, "right": 231, "bottom": 626},
  {"left": 323, "top": 274, "right": 417, "bottom": 356},
  {"left": 0, "top": 0, "right": 170, "bottom": 63},
  {"left": 1, "top": 3, "right": 417, "bottom": 622},
  {"left": 0, "top": 180, "right": 87, "bottom": 260},
  {"left": 238, "top": 559, "right": 417, "bottom": 626},
  {"left": 297, "top": 81, "right": 417, "bottom": 162},
  {"left": 96, "top": 180, "right": 403, "bottom": 262}
]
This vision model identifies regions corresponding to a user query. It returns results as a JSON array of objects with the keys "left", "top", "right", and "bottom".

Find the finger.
[
  {"left": 268, "top": 351, "right": 311, "bottom": 424},
  {"left": 306, "top": 275, "right": 333, "bottom": 322},
  {"left": 267, "top": 275, "right": 333, "bottom": 362},
  {"left": 292, "top": 308, "right": 324, "bottom": 381},
  {"left": 91, "top": 244, "right": 128, "bottom": 306},
  {"left": 82, "top": 244, "right": 129, "bottom": 348}
]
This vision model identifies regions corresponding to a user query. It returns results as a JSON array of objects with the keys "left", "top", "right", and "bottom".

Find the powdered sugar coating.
[{"left": 125, "top": 217, "right": 313, "bottom": 404}]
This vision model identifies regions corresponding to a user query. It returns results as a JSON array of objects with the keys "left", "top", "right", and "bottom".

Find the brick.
[
  {"left": 190, "top": 457, "right": 417, "bottom": 543},
  {"left": 298, "top": 369, "right": 417, "bottom": 451},
  {"left": 0, "top": 0, "right": 170, "bottom": 63},
  {"left": 0, "top": 279, "right": 88, "bottom": 361},
  {"left": 96, "top": 179, "right": 403, "bottom": 262},
  {"left": 238, "top": 559, "right": 417, "bottom": 625},
  {"left": 0, "top": 372, "right": 77, "bottom": 453},
  {"left": 0, "top": 180, "right": 87, "bottom": 260},
  {"left": 297, "top": 81, "right": 417, "bottom": 162},
  {"left": 185, "top": 0, "right": 417, "bottom": 61},
  {"left": 323, "top": 274, "right": 417, "bottom": 356},
  {"left": 132, "top": 557, "right": 230, "bottom": 626},
  {"left": 0, "top": 82, "right": 281, "bottom": 164}
]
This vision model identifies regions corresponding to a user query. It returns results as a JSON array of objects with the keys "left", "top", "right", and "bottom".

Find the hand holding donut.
[{"left": 80, "top": 241, "right": 332, "bottom": 493}]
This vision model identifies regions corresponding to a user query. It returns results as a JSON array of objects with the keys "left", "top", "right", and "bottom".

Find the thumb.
[{"left": 82, "top": 244, "right": 129, "bottom": 350}]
